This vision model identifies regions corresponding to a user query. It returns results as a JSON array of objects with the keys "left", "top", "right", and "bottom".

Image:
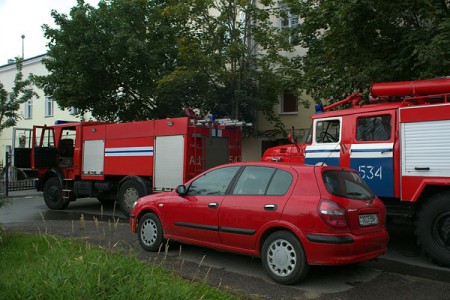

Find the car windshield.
[{"left": 322, "top": 170, "right": 375, "bottom": 200}]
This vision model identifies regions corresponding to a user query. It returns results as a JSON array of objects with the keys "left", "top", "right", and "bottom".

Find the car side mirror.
[{"left": 176, "top": 185, "right": 187, "bottom": 195}]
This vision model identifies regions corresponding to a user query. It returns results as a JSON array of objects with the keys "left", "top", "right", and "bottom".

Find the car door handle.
[
  {"left": 208, "top": 202, "right": 219, "bottom": 208},
  {"left": 264, "top": 204, "right": 277, "bottom": 211}
]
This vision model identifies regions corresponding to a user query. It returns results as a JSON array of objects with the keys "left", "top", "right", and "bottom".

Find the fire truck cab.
[{"left": 263, "top": 78, "right": 450, "bottom": 267}]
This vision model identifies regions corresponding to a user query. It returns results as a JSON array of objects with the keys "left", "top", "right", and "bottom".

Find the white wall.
[{"left": 0, "top": 55, "right": 92, "bottom": 165}]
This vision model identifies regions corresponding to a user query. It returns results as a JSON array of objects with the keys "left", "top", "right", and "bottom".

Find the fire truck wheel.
[
  {"left": 261, "top": 231, "right": 309, "bottom": 285},
  {"left": 416, "top": 192, "right": 450, "bottom": 267},
  {"left": 118, "top": 179, "right": 145, "bottom": 217},
  {"left": 137, "top": 213, "right": 164, "bottom": 252},
  {"left": 43, "top": 177, "right": 69, "bottom": 210}
]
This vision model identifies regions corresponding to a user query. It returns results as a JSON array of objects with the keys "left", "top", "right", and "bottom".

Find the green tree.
[
  {"left": 0, "top": 58, "right": 37, "bottom": 136},
  {"left": 157, "top": 0, "right": 303, "bottom": 129},
  {"left": 38, "top": 0, "right": 304, "bottom": 132},
  {"left": 286, "top": 0, "right": 450, "bottom": 104},
  {"left": 37, "top": 0, "right": 182, "bottom": 122}
]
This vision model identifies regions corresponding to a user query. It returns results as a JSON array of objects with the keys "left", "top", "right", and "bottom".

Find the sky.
[{"left": 0, "top": 0, "right": 99, "bottom": 65}]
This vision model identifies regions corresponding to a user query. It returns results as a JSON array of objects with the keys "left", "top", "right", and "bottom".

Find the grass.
[{"left": 0, "top": 232, "right": 238, "bottom": 300}]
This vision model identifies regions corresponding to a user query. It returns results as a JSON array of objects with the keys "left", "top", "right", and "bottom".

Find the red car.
[{"left": 130, "top": 162, "right": 388, "bottom": 284}]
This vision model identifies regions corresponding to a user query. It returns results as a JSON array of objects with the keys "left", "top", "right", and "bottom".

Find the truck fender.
[{"left": 40, "top": 168, "right": 64, "bottom": 191}]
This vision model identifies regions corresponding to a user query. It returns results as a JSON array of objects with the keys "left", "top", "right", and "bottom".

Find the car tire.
[
  {"left": 261, "top": 231, "right": 309, "bottom": 285},
  {"left": 118, "top": 179, "right": 146, "bottom": 217},
  {"left": 416, "top": 192, "right": 450, "bottom": 267},
  {"left": 138, "top": 213, "right": 164, "bottom": 252},
  {"left": 43, "top": 177, "right": 69, "bottom": 210}
]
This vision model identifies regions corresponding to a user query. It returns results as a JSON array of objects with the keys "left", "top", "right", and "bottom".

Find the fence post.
[{"left": 5, "top": 152, "right": 9, "bottom": 197}]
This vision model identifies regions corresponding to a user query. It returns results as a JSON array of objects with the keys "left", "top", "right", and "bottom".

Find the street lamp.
[{"left": 21, "top": 35, "right": 25, "bottom": 59}]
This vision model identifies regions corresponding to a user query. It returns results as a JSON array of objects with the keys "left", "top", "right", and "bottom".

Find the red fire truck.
[
  {"left": 262, "top": 78, "right": 450, "bottom": 267},
  {"left": 24, "top": 115, "right": 244, "bottom": 216}
]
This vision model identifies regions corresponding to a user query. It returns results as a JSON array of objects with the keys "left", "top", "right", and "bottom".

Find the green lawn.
[{"left": 0, "top": 232, "right": 237, "bottom": 299}]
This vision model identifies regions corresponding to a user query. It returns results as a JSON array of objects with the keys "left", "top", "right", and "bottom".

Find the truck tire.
[
  {"left": 43, "top": 177, "right": 69, "bottom": 210},
  {"left": 118, "top": 179, "right": 146, "bottom": 217},
  {"left": 416, "top": 192, "right": 450, "bottom": 267}
]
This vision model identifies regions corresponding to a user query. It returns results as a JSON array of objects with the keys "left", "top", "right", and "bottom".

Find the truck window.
[
  {"left": 39, "top": 128, "right": 55, "bottom": 147},
  {"left": 60, "top": 128, "right": 77, "bottom": 146},
  {"left": 356, "top": 115, "right": 391, "bottom": 141},
  {"left": 316, "top": 119, "right": 340, "bottom": 143}
]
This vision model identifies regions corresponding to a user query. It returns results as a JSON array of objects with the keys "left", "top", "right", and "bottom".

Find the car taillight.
[{"left": 318, "top": 199, "right": 348, "bottom": 228}]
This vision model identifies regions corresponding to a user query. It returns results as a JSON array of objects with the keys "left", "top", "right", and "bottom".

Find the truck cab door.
[
  {"left": 350, "top": 113, "right": 394, "bottom": 198},
  {"left": 32, "top": 126, "right": 57, "bottom": 169},
  {"left": 304, "top": 117, "right": 342, "bottom": 166}
]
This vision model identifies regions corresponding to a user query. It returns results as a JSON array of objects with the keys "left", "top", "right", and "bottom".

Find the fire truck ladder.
[{"left": 62, "top": 178, "right": 74, "bottom": 201}]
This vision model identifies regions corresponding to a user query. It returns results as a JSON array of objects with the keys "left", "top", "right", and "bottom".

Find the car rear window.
[{"left": 322, "top": 170, "right": 375, "bottom": 200}]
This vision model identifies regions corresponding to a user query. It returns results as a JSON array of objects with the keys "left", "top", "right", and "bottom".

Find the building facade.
[{"left": 0, "top": 55, "right": 92, "bottom": 166}]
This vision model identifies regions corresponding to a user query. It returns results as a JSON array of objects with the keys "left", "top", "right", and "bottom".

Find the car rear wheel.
[
  {"left": 138, "top": 213, "right": 164, "bottom": 252},
  {"left": 261, "top": 231, "right": 309, "bottom": 285}
]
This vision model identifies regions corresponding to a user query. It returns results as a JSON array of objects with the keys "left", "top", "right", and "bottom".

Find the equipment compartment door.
[
  {"left": 154, "top": 135, "right": 184, "bottom": 192},
  {"left": 82, "top": 140, "right": 105, "bottom": 176}
]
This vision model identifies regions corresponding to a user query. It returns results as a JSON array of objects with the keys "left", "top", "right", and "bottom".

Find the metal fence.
[{"left": 0, "top": 153, "right": 36, "bottom": 197}]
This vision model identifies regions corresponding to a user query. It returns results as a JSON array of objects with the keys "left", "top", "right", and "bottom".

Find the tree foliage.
[
  {"left": 37, "top": 0, "right": 302, "bottom": 131},
  {"left": 156, "top": 0, "right": 303, "bottom": 127},
  {"left": 37, "top": 0, "right": 182, "bottom": 122},
  {"left": 0, "top": 58, "right": 37, "bottom": 136},
  {"left": 286, "top": 0, "right": 450, "bottom": 104}
]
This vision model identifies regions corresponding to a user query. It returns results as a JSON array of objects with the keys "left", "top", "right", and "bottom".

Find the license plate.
[{"left": 359, "top": 214, "right": 378, "bottom": 226}]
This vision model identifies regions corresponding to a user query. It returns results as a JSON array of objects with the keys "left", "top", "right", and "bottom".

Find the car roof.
[{"left": 222, "top": 161, "right": 348, "bottom": 173}]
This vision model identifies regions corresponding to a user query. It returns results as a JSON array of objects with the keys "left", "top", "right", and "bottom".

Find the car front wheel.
[
  {"left": 261, "top": 231, "right": 309, "bottom": 285},
  {"left": 138, "top": 213, "right": 164, "bottom": 252}
]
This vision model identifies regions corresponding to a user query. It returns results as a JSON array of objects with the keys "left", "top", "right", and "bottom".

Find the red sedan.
[{"left": 130, "top": 162, "right": 388, "bottom": 284}]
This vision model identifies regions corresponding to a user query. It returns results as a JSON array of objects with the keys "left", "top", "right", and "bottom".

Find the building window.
[
  {"left": 45, "top": 96, "right": 54, "bottom": 117},
  {"left": 24, "top": 99, "right": 33, "bottom": 119},
  {"left": 280, "top": 90, "right": 298, "bottom": 114},
  {"left": 280, "top": 4, "right": 300, "bottom": 45}
]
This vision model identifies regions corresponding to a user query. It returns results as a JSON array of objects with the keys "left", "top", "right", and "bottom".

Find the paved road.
[{"left": 1, "top": 191, "right": 450, "bottom": 299}]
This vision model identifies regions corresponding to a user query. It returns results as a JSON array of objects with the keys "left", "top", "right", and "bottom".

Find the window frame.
[
  {"left": 313, "top": 117, "right": 342, "bottom": 144},
  {"left": 279, "top": 90, "right": 298, "bottom": 114},
  {"left": 279, "top": 4, "right": 300, "bottom": 45},
  {"left": 23, "top": 99, "right": 33, "bottom": 119},
  {"left": 45, "top": 96, "right": 54, "bottom": 117}
]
